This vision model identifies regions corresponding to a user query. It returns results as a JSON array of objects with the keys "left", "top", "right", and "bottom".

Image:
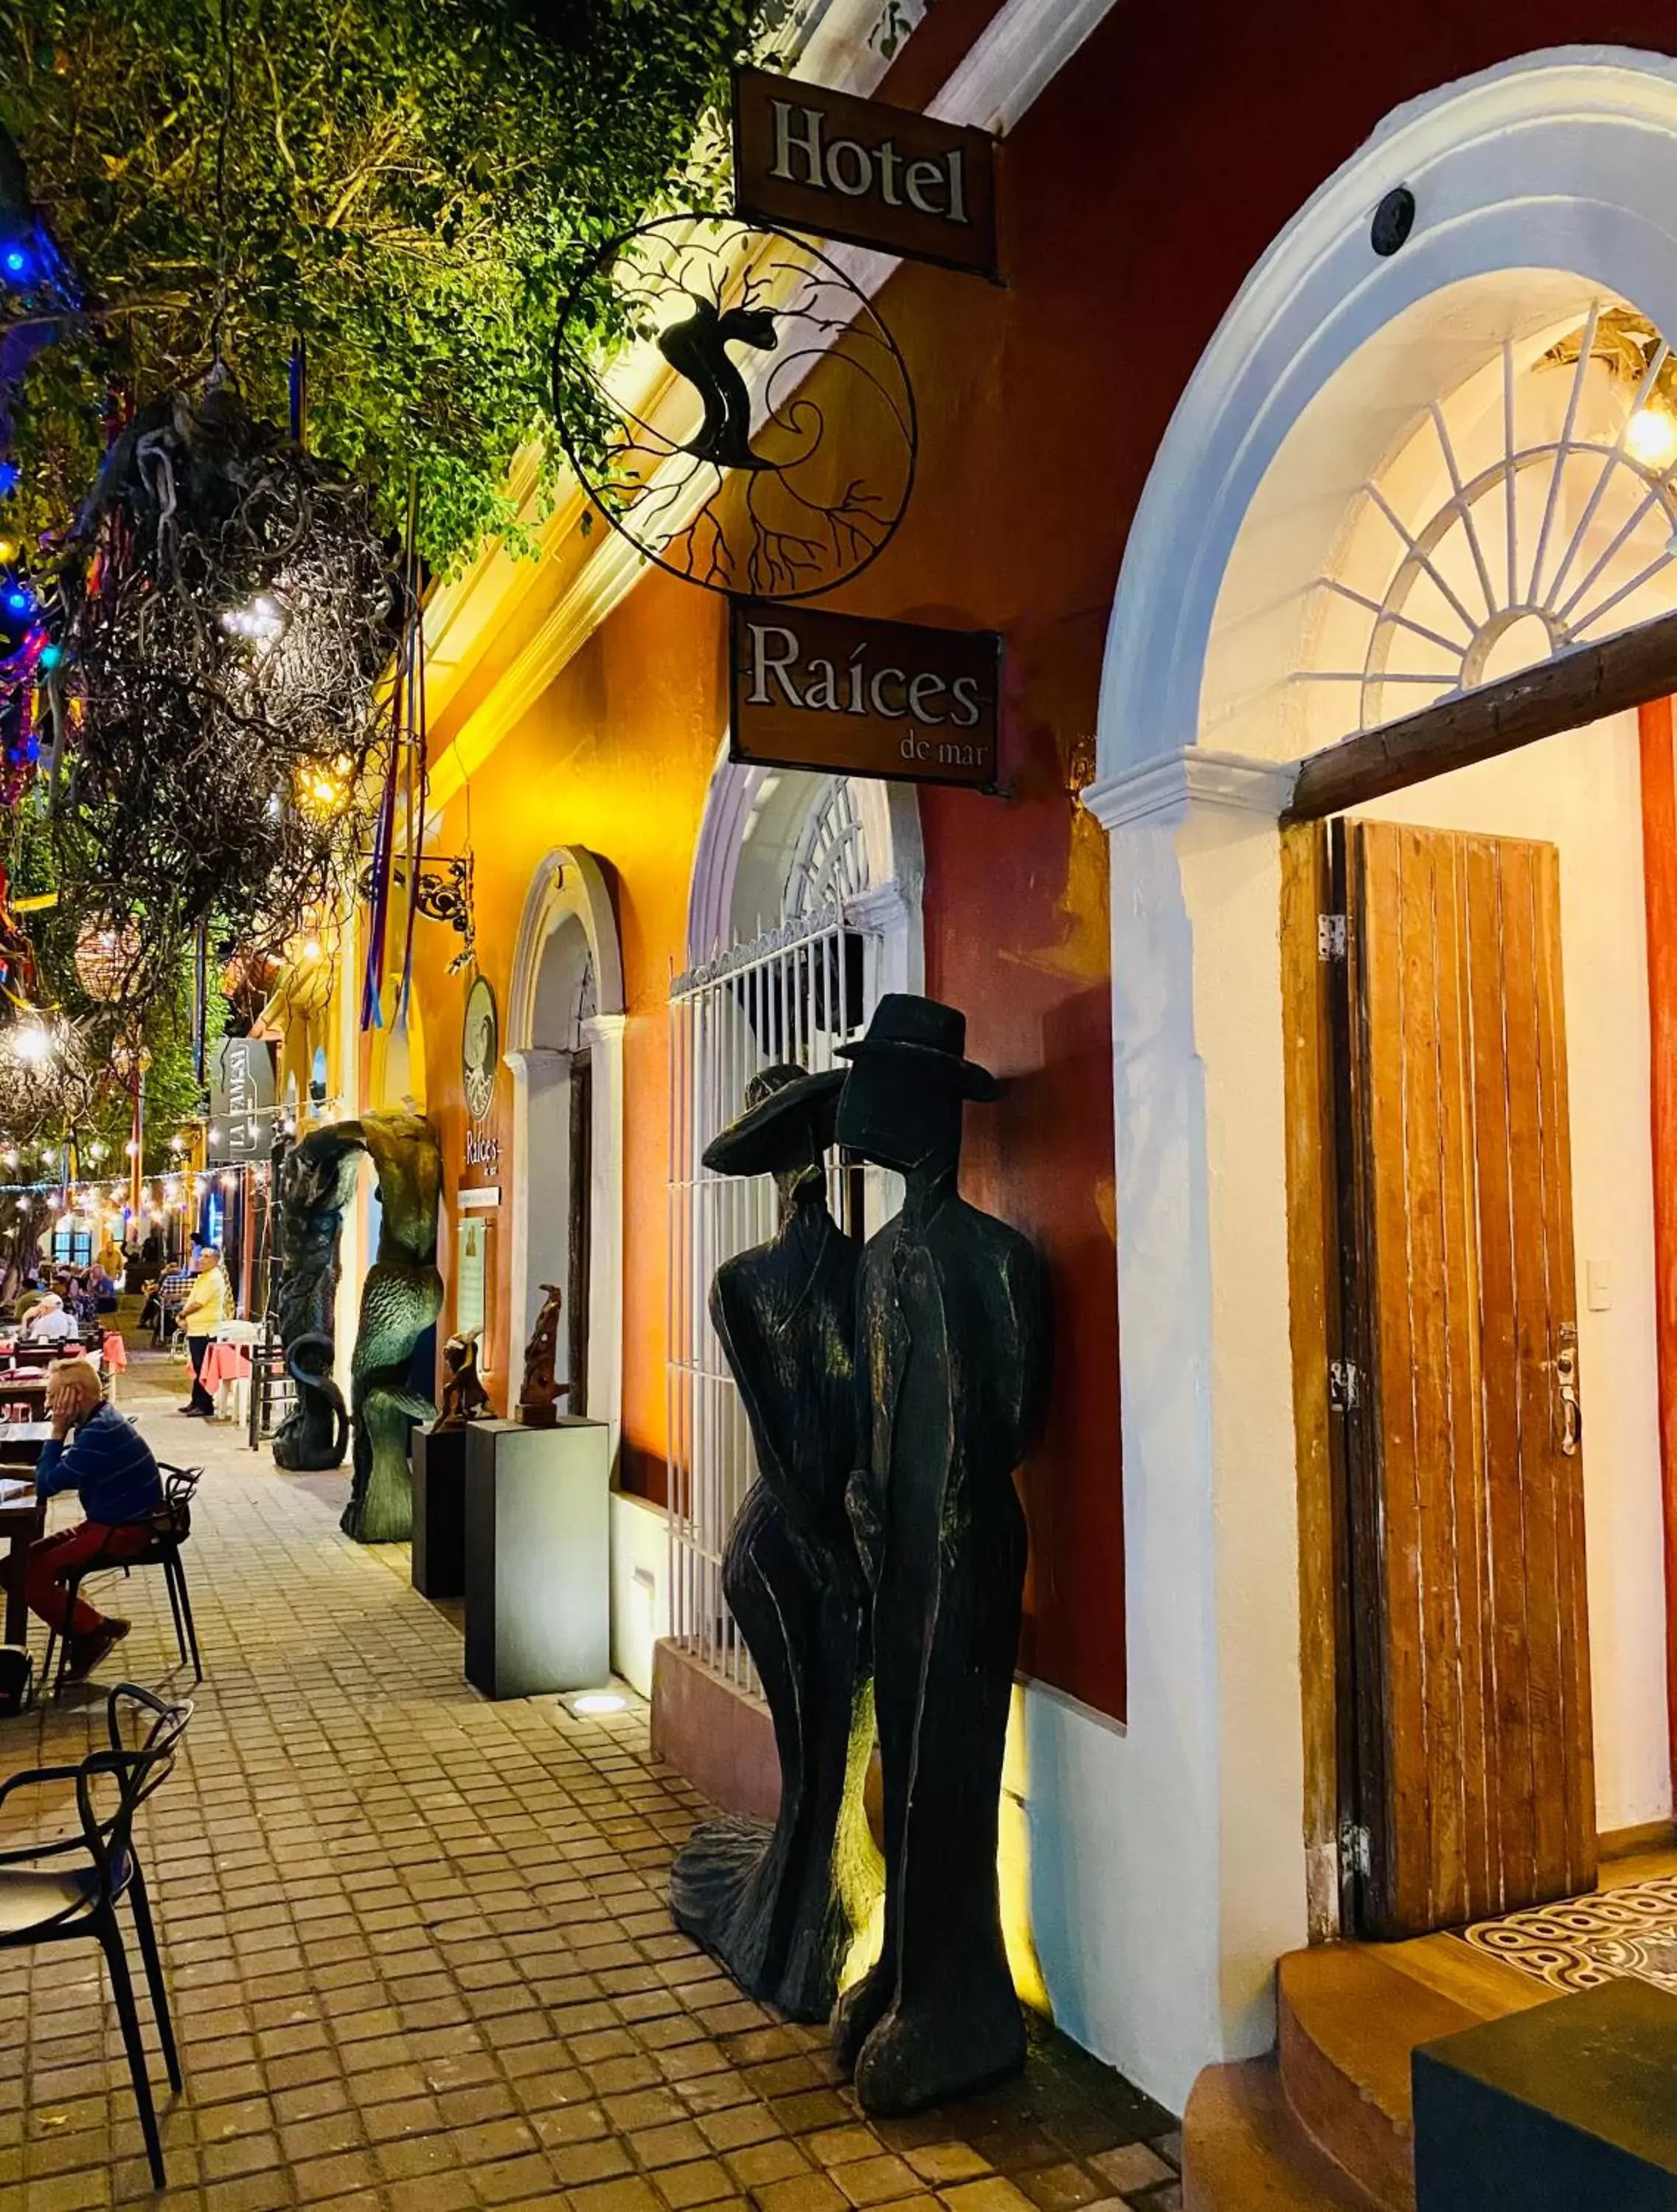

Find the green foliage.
[{"left": 0, "top": 0, "right": 764, "bottom": 573}]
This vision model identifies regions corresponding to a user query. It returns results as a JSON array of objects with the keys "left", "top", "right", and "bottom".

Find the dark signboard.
[
  {"left": 462, "top": 973, "right": 502, "bottom": 1191},
  {"left": 729, "top": 599, "right": 1001, "bottom": 791},
  {"left": 732, "top": 66, "right": 999, "bottom": 280},
  {"left": 212, "top": 1036, "right": 277, "bottom": 1162}
]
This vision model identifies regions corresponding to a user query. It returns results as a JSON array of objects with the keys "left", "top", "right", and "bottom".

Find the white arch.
[
  {"left": 508, "top": 845, "right": 625, "bottom": 1043},
  {"left": 686, "top": 747, "right": 926, "bottom": 992},
  {"left": 1077, "top": 46, "right": 1677, "bottom": 2118},
  {"left": 1094, "top": 45, "right": 1677, "bottom": 786},
  {"left": 504, "top": 845, "right": 625, "bottom": 1467}
]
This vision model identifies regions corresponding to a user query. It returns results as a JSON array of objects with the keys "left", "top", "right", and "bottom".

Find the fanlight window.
[
  {"left": 1204, "top": 295, "right": 1677, "bottom": 757},
  {"left": 1315, "top": 309, "right": 1677, "bottom": 731},
  {"left": 781, "top": 775, "right": 868, "bottom": 920}
]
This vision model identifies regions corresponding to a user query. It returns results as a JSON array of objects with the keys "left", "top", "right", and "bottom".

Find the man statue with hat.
[
  {"left": 832, "top": 994, "right": 1050, "bottom": 2114},
  {"left": 670, "top": 1062, "right": 881, "bottom": 2020}
]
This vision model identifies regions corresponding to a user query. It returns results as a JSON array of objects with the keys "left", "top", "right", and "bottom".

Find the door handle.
[{"left": 1557, "top": 1340, "right": 1582, "bottom": 1456}]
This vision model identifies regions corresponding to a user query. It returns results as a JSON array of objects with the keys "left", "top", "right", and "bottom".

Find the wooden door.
[
  {"left": 567, "top": 1050, "right": 592, "bottom": 1417},
  {"left": 1333, "top": 817, "right": 1595, "bottom": 1938}
]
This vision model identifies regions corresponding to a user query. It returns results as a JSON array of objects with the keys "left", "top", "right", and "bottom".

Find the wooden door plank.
[
  {"left": 1530, "top": 846, "right": 1597, "bottom": 1896},
  {"left": 1492, "top": 839, "right": 1572, "bottom": 1898},
  {"left": 1278, "top": 822, "right": 1348, "bottom": 1942},
  {"left": 1434, "top": 837, "right": 1497, "bottom": 1918},
  {"left": 1355, "top": 821, "right": 1430, "bottom": 1935},
  {"left": 1389, "top": 824, "right": 1469, "bottom": 1929},
  {"left": 1459, "top": 836, "right": 1539, "bottom": 1909}
]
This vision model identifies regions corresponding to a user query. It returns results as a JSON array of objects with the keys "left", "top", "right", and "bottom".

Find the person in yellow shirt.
[{"left": 178, "top": 1244, "right": 232, "bottom": 1419}]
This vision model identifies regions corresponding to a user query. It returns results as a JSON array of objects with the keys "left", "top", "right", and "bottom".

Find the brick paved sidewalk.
[{"left": 0, "top": 1366, "right": 1180, "bottom": 2212}]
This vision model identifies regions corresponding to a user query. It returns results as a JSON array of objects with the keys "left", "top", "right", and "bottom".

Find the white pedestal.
[{"left": 464, "top": 1418, "right": 610, "bottom": 1698}]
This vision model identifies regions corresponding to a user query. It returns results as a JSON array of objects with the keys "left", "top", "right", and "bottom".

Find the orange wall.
[{"left": 414, "top": 568, "right": 723, "bottom": 1495}]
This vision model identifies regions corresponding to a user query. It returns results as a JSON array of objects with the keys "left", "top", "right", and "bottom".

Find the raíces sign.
[
  {"left": 730, "top": 600, "right": 1001, "bottom": 791},
  {"left": 732, "top": 66, "right": 999, "bottom": 280}
]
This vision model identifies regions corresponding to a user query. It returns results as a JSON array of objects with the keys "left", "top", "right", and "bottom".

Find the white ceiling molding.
[
  {"left": 928, "top": 0, "right": 1117, "bottom": 132},
  {"left": 424, "top": 0, "right": 1120, "bottom": 809}
]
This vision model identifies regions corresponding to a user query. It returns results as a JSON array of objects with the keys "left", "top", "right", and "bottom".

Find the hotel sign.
[
  {"left": 732, "top": 66, "right": 999, "bottom": 279},
  {"left": 729, "top": 599, "right": 1001, "bottom": 792}
]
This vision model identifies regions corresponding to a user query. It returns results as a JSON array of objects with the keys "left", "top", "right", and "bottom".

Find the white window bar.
[{"left": 667, "top": 897, "right": 889, "bottom": 1692}]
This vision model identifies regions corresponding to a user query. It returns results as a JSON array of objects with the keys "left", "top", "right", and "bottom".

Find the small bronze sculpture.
[
  {"left": 670, "top": 1065, "right": 880, "bottom": 2020},
  {"left": 517, "top": 1283, "right": 568, "bottom": 1427},
  {"left": 830, "top": 995, "right": 1050, "bottom": 2115},
  {"left": 437, "top": 1329, "right": 490, "bottom": 1430}
]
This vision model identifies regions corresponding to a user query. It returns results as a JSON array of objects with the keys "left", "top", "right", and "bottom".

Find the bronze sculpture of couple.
[{"left": 670, "top": 993, "right": 1049, "bottom": 2118}]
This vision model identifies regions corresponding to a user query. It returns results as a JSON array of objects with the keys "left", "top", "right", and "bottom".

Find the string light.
[
  {"left": 8, "top": 1023, "right": 52, "bottom": 1065},
  {"left": 219, "top": 591, "right": 289, "bottom": 644}
]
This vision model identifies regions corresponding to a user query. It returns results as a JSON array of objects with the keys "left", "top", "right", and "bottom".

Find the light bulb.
[
  {"left": 10, "top": 1023, "right": 51, "bottom": 1065},
  {"left": 1628, "top": 405, "right": 1677, "bottom": 469}
]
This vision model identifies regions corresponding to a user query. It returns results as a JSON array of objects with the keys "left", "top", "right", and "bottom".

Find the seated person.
[
  {"left": 22, "top": 1292, "right": 78, "bottom": 1346},
  {"left": 21, "top": 1357, "right": 162, "bottom": 1678}
]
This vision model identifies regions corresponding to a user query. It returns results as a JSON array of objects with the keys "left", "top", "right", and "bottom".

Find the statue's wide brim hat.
[
  {"left": 835, "top": 992, "right": 999, "bottom": 1100},
  {"left": 703, "top": 1065, "right": 845, "bottom": 1177}
]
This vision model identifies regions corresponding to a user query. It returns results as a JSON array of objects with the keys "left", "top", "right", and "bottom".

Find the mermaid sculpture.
[
  {"left": 269, "top": 1110, "right": 442, "bottom": 1539},
  {"left": 271, "top": 1125, "right": 360, "bottom": 1471},
  {"left": 670, "top": 1063, "right": 881, "bottom": 2020},
  {"left": 341, "top": 1110, "right": 443, "bottom": 1542}
]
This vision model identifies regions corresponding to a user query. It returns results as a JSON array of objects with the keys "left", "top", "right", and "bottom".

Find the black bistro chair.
[
  {"left": 0, "top": 1682, "right": 194, "bottom": 2187},
  {"left": 43, "top": 1462, "right": 204, "bottom": 1698}
]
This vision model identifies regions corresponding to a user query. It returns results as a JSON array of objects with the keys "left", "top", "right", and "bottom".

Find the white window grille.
[{"left": 667, "top": 893, "right": 888, "bottom": 1690}]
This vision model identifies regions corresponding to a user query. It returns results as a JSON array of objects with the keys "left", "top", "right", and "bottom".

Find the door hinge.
[
  {"left": 1328, "top": 1359, "right": 1361, "bottom": 1411},
  {"left": 1340, "top": 1820, "right": 1372, "bottom": 1879},
  {"left": 1317, "top": 912, "right": 1347, "bottom": 960}
]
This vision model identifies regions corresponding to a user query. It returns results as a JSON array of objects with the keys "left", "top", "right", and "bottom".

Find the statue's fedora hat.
[
  {"left": 835, "top": 993, "right": 999, "bottom": 1100},
  {"left": 703, "top": 1062, "right": 844, "bottom": 1177}
]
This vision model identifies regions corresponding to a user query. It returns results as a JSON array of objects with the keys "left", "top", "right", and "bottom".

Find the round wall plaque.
[
  {"left": 552, "top": 214, "right": 917, "bottom": 602},
  {"left": 462, "top": 974, "right": 499, "bottom": 1124}
]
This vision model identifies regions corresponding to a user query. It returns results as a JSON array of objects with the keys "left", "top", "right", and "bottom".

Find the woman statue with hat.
[
  {"left": 670, "top": 1062, "right": 881, "bottom": 2020},
  {"left": 831, "top": 994, "right": 1050, "bottom": 2115}
]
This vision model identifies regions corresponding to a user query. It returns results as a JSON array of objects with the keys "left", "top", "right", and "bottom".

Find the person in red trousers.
[{"left": 22, "top": 1357, "right": 162, "bottom": 1678}]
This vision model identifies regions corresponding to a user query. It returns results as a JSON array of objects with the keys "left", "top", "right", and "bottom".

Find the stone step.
[
  {"left": 1276, "top": 1946, "right": 1493, "bottom": 2209},
  {"left": 1182, "top": 2055, "right": 1379, "bottom": 2210}
]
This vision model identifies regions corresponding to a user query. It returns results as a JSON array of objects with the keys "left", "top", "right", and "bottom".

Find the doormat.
[{"left": 1456, "top": 1876, "right": 1677, "bottom": 1997}]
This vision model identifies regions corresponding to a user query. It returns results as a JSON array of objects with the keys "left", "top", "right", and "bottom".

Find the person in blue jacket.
[{"left": 21, "top": 1357, "right": 162, "bottom": 1677}]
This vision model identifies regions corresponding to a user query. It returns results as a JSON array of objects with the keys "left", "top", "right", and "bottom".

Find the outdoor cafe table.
[{"left": 0, "top": 1431, "right": 52, "bottom": 1646}]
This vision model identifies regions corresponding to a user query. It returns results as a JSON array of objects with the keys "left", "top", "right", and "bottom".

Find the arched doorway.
[
  {"left": 505, "top": 848, "right": 625, "bottom": 1460},
  {"left": 667, "top": 753, "right": 922, "bottom": 1689},
  {"left": 1087, "top": 46, "right": 1677, "bottom": 2110}
]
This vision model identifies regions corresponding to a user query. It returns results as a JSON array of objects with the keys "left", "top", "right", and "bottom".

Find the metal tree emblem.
[{"left": 554, "top": 216, "right": 916, "bottom": 600}]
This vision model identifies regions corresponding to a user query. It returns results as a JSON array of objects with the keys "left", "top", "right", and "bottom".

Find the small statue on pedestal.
[
  {"left": 670, "top": 1063, "right": 881, "bottom": 2020},
  {"left": 830, "top": 995, "right": 1050, "bottom": 2115},
  {"left": 437, "top": 1329, "right": 490, "bottom": 1430},
  {"left": 517, "top": 1283, "right": 567, "bottom": 1427}
]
